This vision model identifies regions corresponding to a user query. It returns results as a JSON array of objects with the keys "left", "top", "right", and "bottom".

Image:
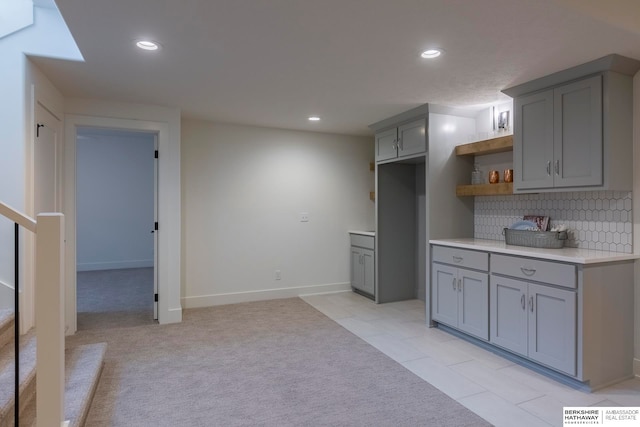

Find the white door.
[
  {"left": 153, "top": 136, "right": 159, "bottom": 319},
  {"left": 34, "top": 105, "right": 60, "bottom": 214}
]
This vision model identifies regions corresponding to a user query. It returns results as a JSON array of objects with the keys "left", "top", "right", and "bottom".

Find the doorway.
[{"left": 75, "top": 127, "right": 157, "bottom": 330}]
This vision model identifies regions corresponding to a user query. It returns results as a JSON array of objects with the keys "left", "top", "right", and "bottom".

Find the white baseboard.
[
  {"left": 77, "top": 259, "right": 154, "bottom": 272},
  {"left": 160, "top": 307, "right": 183, "bottom": 325},
  {"left": 181, "top": 282, "right": 351, "bottom": 309},
  {"left": 0, "top": 280, "right": 14, "bottom": 310},
  {"left": 634, "top": 358, "right": 640, "bottom": 377}
]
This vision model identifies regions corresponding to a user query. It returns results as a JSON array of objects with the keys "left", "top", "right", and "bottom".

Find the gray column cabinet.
[
  {"left": 350, "top": 234, "right": 375, "bottom": 298},
  {"left": 432, "top": 247, "right": 489, "bottom": 340},
  {"left": 374, "top": 119, "right": 426, "bottom": 162},
  {"left": 514, "top": 75, "right": 602, "bottom": 192}
]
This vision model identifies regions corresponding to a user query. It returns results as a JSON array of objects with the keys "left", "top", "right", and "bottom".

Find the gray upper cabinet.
[
  {"left": 553, "top": 76, "right": 602, "bottom": 188},
  {"left": 375, "top": 128, "right": 398, "bottom": 161},
  {"left": 514, "top": 75, "right": 603, "bottom": 192},
  {"left": 374, "top": 118, "right": 426, "bottom": 162},
  {"left": 505, "top": 54, "right": 640, "bottom": 193}
]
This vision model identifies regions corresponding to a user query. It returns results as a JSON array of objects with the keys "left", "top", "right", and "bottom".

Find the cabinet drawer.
[
  {"left": 491, "top": 254, "right": 576, "bottom": 289},
  {"left": 432, "top": 246, "right": 488, "bottom": 272},
  {"left": 350, "top": 234, "right": 375, "bottom": 250}
]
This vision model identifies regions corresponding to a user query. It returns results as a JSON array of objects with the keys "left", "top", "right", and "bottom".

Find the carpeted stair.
[{"left": 0, "top": 310, "right": 107, "bottom": 427}]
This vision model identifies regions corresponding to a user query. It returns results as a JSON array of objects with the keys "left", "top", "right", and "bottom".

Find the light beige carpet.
[{"left": 67, "top": 298, "right": 491, "bottom": 426}]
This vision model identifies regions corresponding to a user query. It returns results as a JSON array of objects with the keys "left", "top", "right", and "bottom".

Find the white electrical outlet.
[
  {"left": 299, "top": 212, "right": 309, "bottom": 222},
  {"left": 275, "top": 270, "right": 281, "bottom": 280}
]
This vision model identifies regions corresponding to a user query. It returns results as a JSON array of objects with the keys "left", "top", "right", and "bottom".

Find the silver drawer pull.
[
  {"left": 452, "top": 256, "right": 463, "bottom": 263},
  {"left": 520, "top": 267, "right": 536, "bottom": 276},
  {"left": 529, "top": 296, "right": 534, "bottom": 313},
  {"left": 546, "top": 161, "right": 551, "bottom": 176},
  {"left": 521, "top": 294, "right": 525, "bottom": 310},
  {"left": 452, "top": 277, "right": 456, "bottom": 290}
]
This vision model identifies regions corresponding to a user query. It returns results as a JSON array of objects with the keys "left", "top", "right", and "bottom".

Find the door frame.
[
  {"left": 64, "top": 115, "right": 180, "bottom": 334},
  {"left": 75, "top": 127, "right": 158, "bottom": 320}
]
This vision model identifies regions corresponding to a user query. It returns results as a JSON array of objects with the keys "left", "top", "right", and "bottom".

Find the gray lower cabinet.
[
  {"left": 490, "top": 275, "right": 576, "bottom": 375},
  {"left": 430, "top": 243, "right": 635, "bottom": 390},
  {"left": 432, "top": 247, "right": 489, "bottom": 340},
  {"left": 350, "top": 234, "right": 374, "bottom": 297},
  {"left": 375, "top": 119, "right": 426, "bottom": 162}
]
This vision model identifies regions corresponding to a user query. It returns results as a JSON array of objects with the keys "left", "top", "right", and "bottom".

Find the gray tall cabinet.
[{"left": 369, "top": 104, "right": 475, "bottom": 306}]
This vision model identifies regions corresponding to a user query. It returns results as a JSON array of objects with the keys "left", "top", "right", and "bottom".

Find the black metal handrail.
[{"left": 14, "top": 222, "right": 19, "bottom": 427}]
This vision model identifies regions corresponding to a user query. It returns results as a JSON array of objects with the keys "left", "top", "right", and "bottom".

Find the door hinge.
[
  {"left": 154, "top": 222, "right": 158, "bottom": 231},
  {"left": 154, "top": 150, "right": 159, "bottom": 159},
  {"left": 154, "top": 293, "right": 158, "bottom": 302}
]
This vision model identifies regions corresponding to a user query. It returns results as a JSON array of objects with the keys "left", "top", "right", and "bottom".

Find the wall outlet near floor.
[
  {"left": 275, "top": 270, "right": 282, "bottom": 280},
  {"left": 299, "top": 212, "right": 309, "bottom": 222}
]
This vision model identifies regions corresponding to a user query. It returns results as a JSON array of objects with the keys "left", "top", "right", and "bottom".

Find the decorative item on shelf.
[
  {"left": 489, "top": 170, "right": 499, "bottom": 184},
  {"left": 471, "top": 163, "right": 483, "bottom": 185},
  {"left": 504, "top": 169, "right": 513, "bottom": 183}
]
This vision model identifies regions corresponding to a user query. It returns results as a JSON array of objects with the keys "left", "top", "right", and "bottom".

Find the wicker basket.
[{"left": 503, "top": 228, "right": 568, "bottom": 249}]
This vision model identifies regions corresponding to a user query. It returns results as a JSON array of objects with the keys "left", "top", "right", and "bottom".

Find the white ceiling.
[{"left": 32, "top": 0, "right": 640, "bottom": 136}]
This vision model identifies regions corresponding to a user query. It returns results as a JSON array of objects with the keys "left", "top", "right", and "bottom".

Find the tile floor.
[{"left": 301, "top": 291, "right": 640, "bottom": 427}]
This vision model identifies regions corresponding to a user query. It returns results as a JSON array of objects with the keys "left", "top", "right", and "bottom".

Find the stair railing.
[{"left": 0, "top": 202, "right": 66, "bottom": 427}]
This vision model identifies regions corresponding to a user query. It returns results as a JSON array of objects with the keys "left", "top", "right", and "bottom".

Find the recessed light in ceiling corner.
[
  {"left": 135, "top": 40, "right": 161, "bottom": 51},
  {"left": 308, "top": 116, "right": 321, "bottom": 121},
  {"left": 420, "top": 48, "right": 443, "bottom": 59}
]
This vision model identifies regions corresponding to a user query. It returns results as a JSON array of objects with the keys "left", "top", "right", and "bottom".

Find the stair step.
[
  {"left": 0, "top": 329, "right": 107, "bottom": 427},
  {"left": 0, "top": 310, "right": 14, "bottom": 352},
  {"left": 0, "top": 332, "right": 37, "bottom": 427},
  {"left": 20, "top": 343, "right": 107, "bottom": 427}
]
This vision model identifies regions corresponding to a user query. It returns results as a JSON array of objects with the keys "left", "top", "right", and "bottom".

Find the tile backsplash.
[{"left": 474, "top": 190, "right": 633, "bottom": 253}]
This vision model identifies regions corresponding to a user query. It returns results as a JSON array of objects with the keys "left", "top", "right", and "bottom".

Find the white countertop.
[
  {"left": 349, "top": 230, "right": 375, "bottom": 237},
  {"left": 430, "top": 238, "right": 640, "bottom": 264}
]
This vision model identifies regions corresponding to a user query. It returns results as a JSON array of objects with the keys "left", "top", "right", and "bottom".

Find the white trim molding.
[{"left": 182, "top": 282, "right": 351, "bottom": 309}]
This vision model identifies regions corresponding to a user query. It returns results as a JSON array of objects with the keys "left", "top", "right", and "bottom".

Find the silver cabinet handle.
[
  {"left": 555, "top": 160, "right": 560, "bottom": 175},
  {"left": 452, "top": 256, "right": 463, "bottom": 263},
  {"left": 398, "top": 137, "right": 403, "bottom": 151},
  {"left": 520, "top": 267, "right": 536, "bottom": 276},
  {"left": 521, "top": 294, "right": 525, "bottom": 310},
  {"left": 529, "top": 296, "right": 534, "bottom": 313},
  {"left": 458, "top": 278, "right": 462, "bottom": 292},
  {"left": 546, "top": 161, "right": 551, "bottom": 176},
  {"left": 391, "top": 140, "right": 397, "bottom": 150},
  {"left": 452, "top": 277, "right": 456, "bottom": 290}
]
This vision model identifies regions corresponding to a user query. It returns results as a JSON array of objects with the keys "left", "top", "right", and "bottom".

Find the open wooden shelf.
[
  {"left": 456, "top": 182, "right": 513, "bottom": 196},
  {"left": 455, "top": 134, "right": 513, "bottom": 156}
]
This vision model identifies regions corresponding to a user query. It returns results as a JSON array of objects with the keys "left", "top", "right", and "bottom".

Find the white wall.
[
  {"left": 181, "top": 120, "right": 374, "bottom": 307},
  {"left": 76, "top": 130, "right": 155, "bottom": 271}
]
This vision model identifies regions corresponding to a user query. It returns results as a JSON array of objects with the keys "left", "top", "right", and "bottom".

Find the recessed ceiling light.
[
  {"left": 421, "top": 49, "right": 442, "bottom": 59},
  {"left": 308, "top": 116, "right": 321, "bottom": 121},
  {"left": 136, "top": 40, "right": 160, "bottom": 51}
]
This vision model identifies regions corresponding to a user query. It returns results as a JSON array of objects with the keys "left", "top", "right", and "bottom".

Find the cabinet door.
[
  {"left": 432, "top": 264, "right": 458, "bottom": 327},
  {"left": 397, "top": 119, "right": 426, "bottom": 158},
  {"left": 553, "top": 75, "right": 603, "bottom": 188},
  {"left": 361, "top": 248, "right": 375, "bottom": 296},
  {"left": 375, "top": 128, "right": 398, "bottom": 162},
  {"left": 514, "top": 90, "right": 554, "bottom": 191},
  {"left": 458, "top": 269, "right": 489, "bottom": 340},
  {"left": 490, "top": 275, "right": 528, "bottom": 356},
  {"left": 351, "top": 247, "right": 364, "bottom": 291},
  {"left": 527, "top": 283, "right": 576, "bottom": 375}
]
